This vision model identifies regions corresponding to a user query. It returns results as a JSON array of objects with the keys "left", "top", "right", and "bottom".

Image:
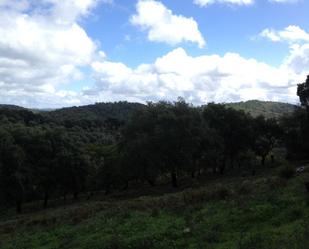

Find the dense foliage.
[
  {"left": 0, "top": 76, "right": 308, "bottom": 214},
  {"left": 0, "top": 99, "right": 285, "bottom": 213}
]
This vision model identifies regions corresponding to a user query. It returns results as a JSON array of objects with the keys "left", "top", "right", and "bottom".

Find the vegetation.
[
  {"left": 0, "top": 99, "right": 286, "bottom": 213},
  {"left": 1, "top": 168, "right": 309, "bottom": 249},
  {"left": 0, "top": 76, "right": 309, "bottom": 248},
  {"left": 226, "top": 100, "right": 296, "bottom": 119}
]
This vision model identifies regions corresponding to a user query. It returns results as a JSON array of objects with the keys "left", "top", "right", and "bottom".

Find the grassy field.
[{"left": 1, "top": 167, "right": 309, "bottom": 249}]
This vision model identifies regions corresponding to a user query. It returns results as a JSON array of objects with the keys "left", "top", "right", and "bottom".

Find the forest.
[{"left": 0, "top": 76, "right": 308, "bottom": 215}]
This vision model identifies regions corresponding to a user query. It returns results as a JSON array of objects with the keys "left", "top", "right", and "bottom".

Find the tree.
[
  {"left": 297, "top": 75, "right": 309, "bottom": 108},
  {"left": 253, "top": 116, "right": 282, "bottom": 165},
  {"left": 197, "top": 126, "right": 225, "bottom": 175},
  {"left": 121, "top": 99, "right": 201, "bottom": 188},
  {"left": 202, "top": 104, "right": 254, "bottom": 174},
  {"left": 282, "top": 108, "right": 309, "bottom": 160},
  {"left": 283, "top": 75, "right": 309, "bottom": 160},
  {"left": 0, "top": 129, "right": 29, "bottom": 213},
  {"left": 87, "top": 144, "right": 121, "bottom": 194}
]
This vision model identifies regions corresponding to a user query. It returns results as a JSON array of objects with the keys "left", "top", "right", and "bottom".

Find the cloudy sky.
[{"left": 0, "top": 0, "right": 308, "bottom": 108}]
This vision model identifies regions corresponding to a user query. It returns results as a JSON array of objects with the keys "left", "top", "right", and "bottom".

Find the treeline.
[{"left": 1, "top": 77, "right": 309, "bottom": 213}]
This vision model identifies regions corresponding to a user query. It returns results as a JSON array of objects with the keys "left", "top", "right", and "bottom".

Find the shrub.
[
  {"left": 203, "top": 224, "right": 221, "bottom": 243},
  {"left": 213, "top": 185, "right": 230, "bottom": 200},
  {"left": 279, "top": 165, "right": 295, "bottom": 179},
  {"left": 267, "top": 177, "right": 287, "bottom": 190},
  {"left": 304, "top": 181, "right": 309, "bottom": 206},
  {"left": 238, "top": 232, "right": 271, "bottom": 249},
  {"left": 304, "top": 181, "right": 309, "bottom": 193},
  {"left": 237, "top": 180, "right": 253, "bottom": 195}
]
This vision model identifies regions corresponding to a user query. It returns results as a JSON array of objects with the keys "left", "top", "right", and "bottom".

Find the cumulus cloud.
[
  {"left": 42, "top": 0, "right": 113, "bottom": 25},
  {"left": 260, "top": 26, "right": 309, "bottom": 43},
  {"left": 0, "top": 0, "right": 308, "bottom": 108},
  {"left": 194, "top": 0, "right": 300, "bottom": 7},
  {"left": 88, "top": 47, "right": 307, "bottom": 105},
  {"left": 0, "top": 0, "right": 112, "bottom": 108},
  {"left": 130, "top": 0, "right": 205, "bottom": 48},
  {"left": 194, "top": 0, "right": 254, "bottom": 7},
  {"left": 269, "top": 0, "right": 299, "bottom": 3},
  {"left": 0, "top": 0, "right": 30, "bottom": 11},
  {"left": 284, "top": 44, "right": 309, "bottom": 74}
]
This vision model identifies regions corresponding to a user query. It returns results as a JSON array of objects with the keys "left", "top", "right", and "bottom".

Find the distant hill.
[
  {"left": 47, "top": 102, "right": 143, "bottom": 121},
  {"left": 31, "top": 108, "right": 55, "bottom": 113},
  {"left": 0, "top": 105, "right": 46, "bottom": 124},
  {"left": 0, "top": 102, "right": 143, "bottom": 128},
  {"left": 0, "top": 100, "right": 298, "bottom": 126},
  {"left": 0, "top": 104, "right": 26, "bottom": 111},
  {"left": 44, "top": 101, "right": 144, "bottom": 129},
  {"left": 225, "top": 100, "right": 297, "bottom": 119}
]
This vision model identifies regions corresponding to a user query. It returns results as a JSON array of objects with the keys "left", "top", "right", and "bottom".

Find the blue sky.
[
  {"left": 87, "top": 0, "right": 309, "bottom": 65},
  {"left": 0, "top": 0, "right": 309, "bottom": 108}
]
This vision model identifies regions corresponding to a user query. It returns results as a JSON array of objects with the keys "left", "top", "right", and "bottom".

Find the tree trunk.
[
  {"left": 147, "top": 179, "right": 156, "bottom": 187},
  {"left": 122, "top": 180, "right": 129, "bottom": 190},
  {"left": 43, "top": 192, "right": 49, "bottom": 208},
  {"left": 219, "top": 166, "right": 225, "bottom": 175},
  {"left": 191, "top": 170, "right": 195, "bottom": 178},
  {"left": 105, "top": 183, "right": 111, "bottom": 195},
  {"left": 219, "top": 156, "right": 226, "bottom": 175},
  {"left": 230, "top": 157, "right": 235, "bottom": 169},
  {"left": 198, "top": 165, "right": 202, "bottom": 176},
  {"left": 212, "top": 166, "right": 217, "bottom": 174},
  {"left": 261, "top": 156, "right": 266, "bottom": 166},
  {"left": 219, "top": 160, "right": 226, "bottom": 175},
  {"left": 171, "top": 171, "right": 178, "bottom": 188},
  {"left": 238, "top": 161, "right": 241, "bottom": 169},
  {"left": 191, "top": 158, "right": 198, "bottom": 178},
  {"left": 73, "top": 191, "right": 78, "bottom": 200},
  {"left": 16, "top": 200, "right": 22, "bottom": 214}
]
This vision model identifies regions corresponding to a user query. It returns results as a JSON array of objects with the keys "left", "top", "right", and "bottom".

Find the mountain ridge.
[{"left": 0, "top": 100, "right": 298, "bottom": 123}]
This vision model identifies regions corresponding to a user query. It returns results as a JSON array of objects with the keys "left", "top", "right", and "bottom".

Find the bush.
[
  {"left": 267, "top": 177, "right": 287, "bottom": 190},
  {"left": 237, "top": 180, "right": 253, "bottom": 195},
  {"left": 213, "top": 185, "right": 230, "bottom": 200},
  {"left": 304, "top": 181, "right": 309, "bottom": 193},
  {"left": 279, "top": 165, "right": 295, "bottom": 179},
  {"left": 238, "top": 231, "right": 272, "bottom": 249},
  {"left": 304, "top": 181, "right": 309, "bottom": 206}
]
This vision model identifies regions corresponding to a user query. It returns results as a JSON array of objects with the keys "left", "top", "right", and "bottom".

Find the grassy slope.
[
  {"left": 226, "top": 100, "right": 297, "bottom": 119},
  {"left": 1, "top": 168, "right": 309, "bottom": 249}
]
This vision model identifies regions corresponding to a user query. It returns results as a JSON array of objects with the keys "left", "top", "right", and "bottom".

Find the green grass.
[{"left": 1, "top": 172, "right": 309, "bottom": 249}]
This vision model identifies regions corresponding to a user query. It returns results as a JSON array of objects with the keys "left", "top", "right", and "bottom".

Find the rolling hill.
[
  {"left": 0, "top": 100, "right": 298, "bottom": 126},
  {"left": 225, "top": 100, "right": 297, "bottom": 119}
]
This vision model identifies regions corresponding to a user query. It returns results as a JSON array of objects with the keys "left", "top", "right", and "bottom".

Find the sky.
[{"left": 0, "top": 0, "right": 309, "bottom": 108}]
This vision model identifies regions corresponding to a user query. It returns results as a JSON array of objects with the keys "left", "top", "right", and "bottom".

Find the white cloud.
[
  {"left": 0, "top": 0, "right": 307, "bottom": 108},
  {"left": 43, "top": 0, "right": 111, "bottom": 25},
  {"left": 89, "top": 47, "right": 306, "bottom": 105},
  {"left": 194, "top": 0, "right": 254, "bottom": 7},
  {"left": 194, "top": 0, "right": 300, "bottom": 7},
  {"left": 130, "top": 0, "right": 205, "bottom": 48},
  {"left": 269, "top": 0, "right": 299, "bottom": 3},
  {"left": 284, "top": 43, "right": 309, "bottom": 74},
  {"left": 0, "top": 0, "right": 112, "bottom": 108},
  {"left": 260, "top": 26, "right": 309, "bottom": 43},
  {"left": 259, "top": 29, "right": 281, "bottom": 42},
  {"left": 0, "top": 0, "right": 30, "bottom": 11}
]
